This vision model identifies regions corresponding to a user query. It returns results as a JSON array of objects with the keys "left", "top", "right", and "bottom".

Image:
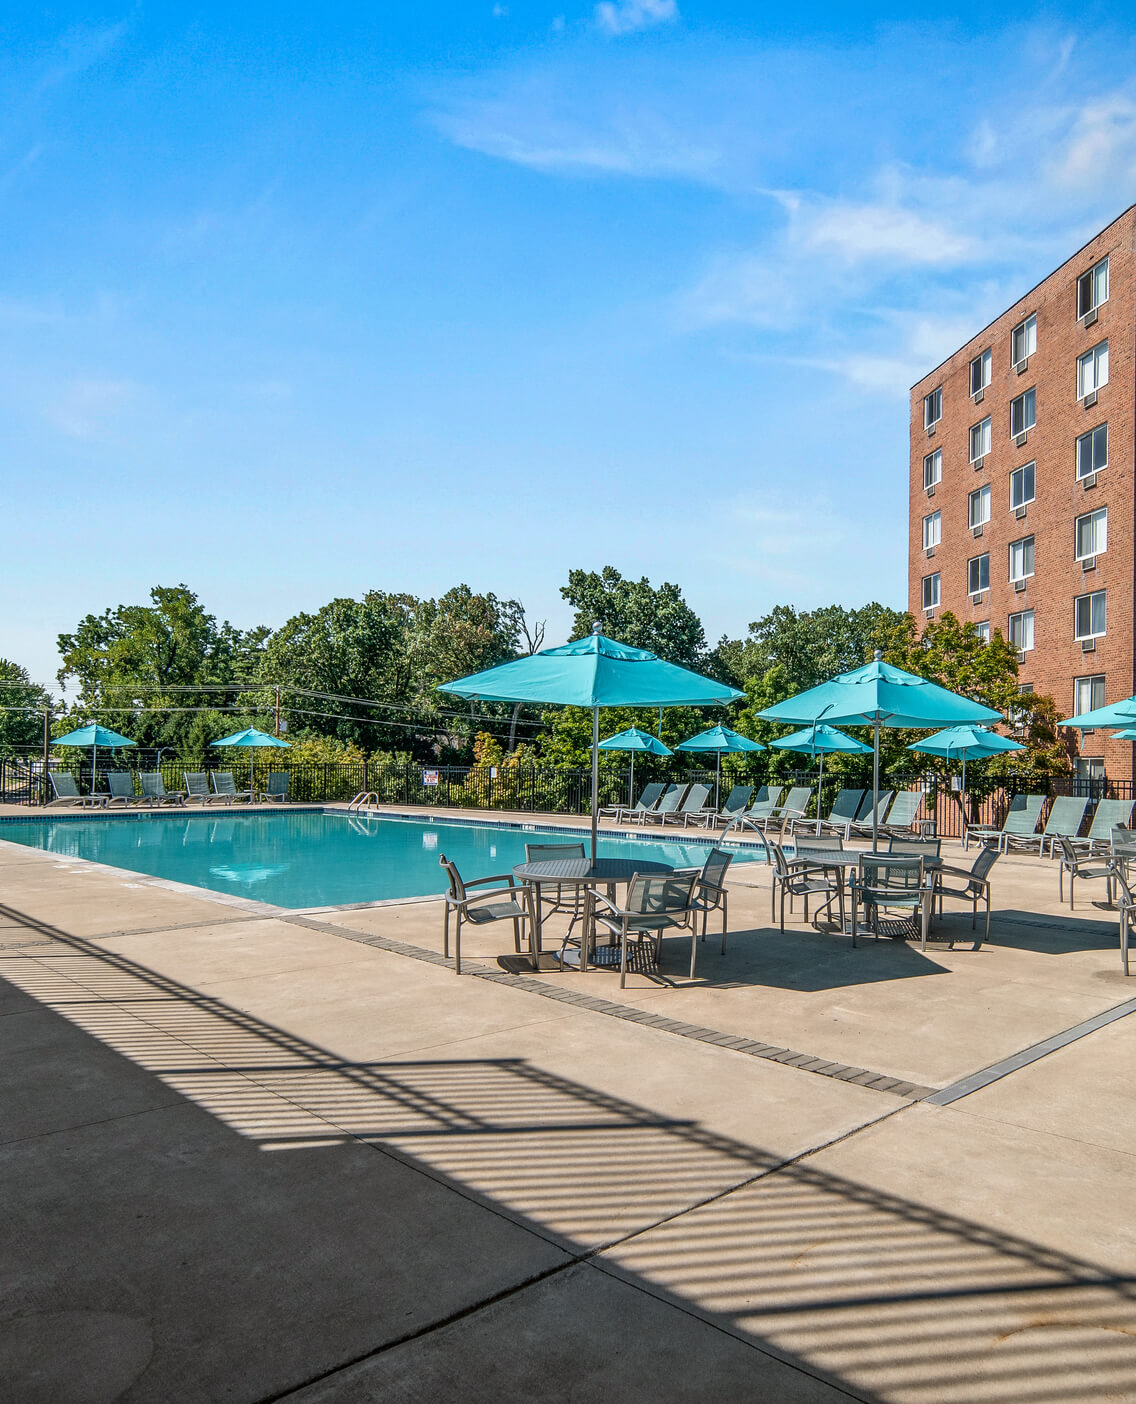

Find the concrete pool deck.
[{"left": 3, "top": 801, "right": 1136, "bottom": 1400}]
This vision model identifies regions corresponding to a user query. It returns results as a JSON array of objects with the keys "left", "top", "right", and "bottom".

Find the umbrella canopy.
[
  {"left": 1059, "top": 695, "right": 1136, "bottom": 730},
  {"left": 210, "top": 728, "right": 290, "bottom": 749},
  {"left": 907, "top": 725, "right": 1023, "bottom": 840},
  {"left": 1112, "top": 727, "right": 1136, "bottom": 741},
  {"left": 770, "top": 723, "right": 873, "bottom": 757},
  {"left": 771, "top": 724, "right": 872, "bottom": 835},
  {"left": 676, "top": 723, "right": 764, "bottom": 809},
  {"left": 53, "top": 724, "right": 137, "bottom": 749},
  {"left": 758, "top": 652, "right": 1001, "bottom": 849},
  {"left": 53, "top": 723, "right": 137, "bottom": 797},
  {"left": 441, "top": 627, "right": 743, "bottom": 860},
  {"left": 598, "top": 726, "right": 674, "bottom": 809}
]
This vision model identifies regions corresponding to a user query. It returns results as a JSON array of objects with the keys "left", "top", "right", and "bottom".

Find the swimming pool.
[{"left": 0, "top": 810, "right": 765, "bottom": 910}]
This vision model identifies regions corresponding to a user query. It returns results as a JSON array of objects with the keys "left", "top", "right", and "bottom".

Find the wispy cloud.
[{"left": 594, "top": 0, "right": 679, "bottom": 37}]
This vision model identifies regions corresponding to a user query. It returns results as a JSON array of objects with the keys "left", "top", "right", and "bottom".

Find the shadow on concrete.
[
  {"left": 3, "top": 901, "right": 1136, "bottom": 1402},
  {"left": 990, "top": 908, "right": 1121, "bottom": 956}
]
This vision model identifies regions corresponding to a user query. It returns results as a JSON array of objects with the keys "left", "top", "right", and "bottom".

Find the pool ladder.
[{"left": 347, "top": 791, "right": 379, "bottom": 813}]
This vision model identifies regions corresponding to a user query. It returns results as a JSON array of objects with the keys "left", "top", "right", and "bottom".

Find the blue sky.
[{"left": 4, "top": 2, "right": 1135, "bottom": 689}]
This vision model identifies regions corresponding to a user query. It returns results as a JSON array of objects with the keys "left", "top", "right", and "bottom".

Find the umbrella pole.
[
  {"left": 961, "top": 755, "right": 967, "bottom": 843},
  {"left": 715, "top": 750, "right": 721, "bottom": 811},
  {"left": 91, "top": 741, "right": 97, "bottom": 798},
  {"left": 872, "top": 719, "right": 881, "bottom": 853},
  {"left": 629, "top": 751, "right": 634, "bottom": 810},
  {"left": 591, "top": 708, "right": 599, "bottom": 865},
  {"left": 816, "top": 750, "right": 824, "bottom": 835}
]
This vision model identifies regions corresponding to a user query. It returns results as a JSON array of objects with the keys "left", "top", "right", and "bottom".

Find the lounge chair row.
[
  {"left": 963, "top": 793, "right": 1134, "bottom": 856},
  {"left": 48, "top": 771, "right": 292, "bottom": 806}
]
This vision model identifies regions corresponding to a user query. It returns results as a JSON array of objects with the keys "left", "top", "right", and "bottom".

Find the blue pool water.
[{"left": 0, "top": 810, "right": 764, "bottom": 909}]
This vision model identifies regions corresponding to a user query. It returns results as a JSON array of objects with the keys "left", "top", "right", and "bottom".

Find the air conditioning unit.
[
  {"left": 1013, "top": 579, "right": 1027, "bottom": 593},
  {"left": 973, "top": 388, "right": 985, "bottom": 404},
  {"left": 1014, "top": 505, "right": 1028, "bottom": 520},
  {"left": 1015, "top": 358, "right": 1029, "bottom": 374},
  {"left": 972, "top": 455, "right": 985, "bottom": 471},
  {"left": 1084, "top": 390, "right": 1098, "bottom": 408},
  {"left": 926, "top": 484, "right": 936, "bottom": 498},
  {"left": 1014, "top": 433, "right": 1029, "bottom": 448},
  {"left": 1083, "top": 307, "right": 1099, "bottom": 327},
  {"left": 1015, "top": 649, "right": 1026, "bottom": 663},
  {"left": 1082, "top": 638, "right": 1097, "bottom": 653},
  {"left": 970, "top": 592, "right": 985, "bottom": 605},
  {"left": 1082, "top": 472, "right": 1097, "bottom": 489},
  {"left": 924, "top": 608, "right": 935, "bottom": 620},
  {"left": 972, "top": 524, "right": 984, "bottom": 538},
  {"left": 927, "top": 422, "right": 937, "bottom": 436},
  {"left": 1082, "top": 555, "right": 1097, "bottom": 571},
  {"left": 926, "top": 546, "right": 936, "bottom": 559}
]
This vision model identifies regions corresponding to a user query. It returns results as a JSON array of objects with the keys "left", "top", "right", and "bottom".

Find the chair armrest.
[
  {"left": 590, "top": 889, "right": 625, "bottom": 919},
  {"left": 464, "top": 873, "right": 517, "bottom": 888},
  {"left": 460, "top": 885, "right": 525, "bottom": 908}
]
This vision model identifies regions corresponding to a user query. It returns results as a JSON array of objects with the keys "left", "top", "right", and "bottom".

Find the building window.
[
  {"left": 1076, "top": 423, "right": 1107, "bottom": 479},
  {"left": 922, "top": 511, "right": 941, "bottom": 549},
  {"left": 1074, "top": 674, "right": 1106, "bottom": 715},
  {"left": 970, "top": 348, "right": 992, "bottom": 394},
  {"left": 1008, "top": 609, "right": 1034, "bottom": 652},
  {"left": 1077, "top": 340, "right": 1109, "bottom": 397},
  {"left": 968, "top": 553, "right": 990, "bottom": 596},
  {"left": 1075, "top": 507, "right": 1107, "bottom": 560},
  {"left": 924, "top": 387, "right": 942, "bottom": 429},
  {"left": 969, "top": 484, "right": 991, "bottom": 527},
  {"left": 1011, "top": 314, "right": 1037, "bottom": 367},
  {"left": 1075, "top": 757, "right": 1106, "bottom": 784},
  {"left": 923, "top": 448, "right": 942, "bottom": 488},
  {"left": 1009, "top": 462, "right": 1035, "bottom": 510},
  {"left": 974, "top": 621, "right": 990, "bottom": 644},
  {"left": 969, "top": 417, "right": 992, "bottom": 463},
  {"left": 1010, "top": 387, "right": 1036, "bottom": 436},
  {"left": 1077, "top": 257, "right": 1109, "bottom": 317},
  {"left": 922, "top": 573, "right": 940, "bottom": 610},
  {"left": 1074, "top": 590, "right": 1106, "bottom": 640},
  {"left": 1009, "top": 536, "right": 1035, "bottom": 582}
]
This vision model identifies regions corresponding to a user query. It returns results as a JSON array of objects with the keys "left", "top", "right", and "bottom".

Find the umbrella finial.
[
  {"left": 874, "top": 648, "right": 883, "bottom": 661},
  {"left": 592, "top": 620, "right": 602, "bottom": 635}
]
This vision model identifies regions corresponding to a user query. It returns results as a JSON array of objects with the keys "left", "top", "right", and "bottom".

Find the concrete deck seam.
[
  {"left": 282, "top": 912, "right": 937, "bottom": 1101},
  {"left": 926, "top": 994, "right": 1136, "bottom": 1104}
]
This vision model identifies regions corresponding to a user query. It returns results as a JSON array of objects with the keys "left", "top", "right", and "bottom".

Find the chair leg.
[
  {"left": 512, "top": 915, "right": 522, "bottom": 953},
  {"left": 619, "top": 919, "right": 630, "bottom": 990},
  {"left": 454, "top": 913, "right": 462, "bottom": 976},
  {"left": 690, "top": 924, "right": 698, "bottom": 981},
  {"left": 1123, "top": 911, "right": 1130, "bottom": 976},
  {"left": 720, "top": 893, "right": 728, "bottom": 955},
  {"left": 443, "top": 903, "right": 450, "bottom": 959},
  {"left": 850, "top": 892, "right": 858, "bottom": 948},
  {"left": 920, "top": 893, "right": 930, "bottom": 953}
]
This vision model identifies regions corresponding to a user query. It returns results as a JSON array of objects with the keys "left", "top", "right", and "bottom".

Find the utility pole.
[
  {"left": 274, "top": 686, "right": 281, "bottom": 737},
  {"left": 42, "top": 706, "right": 50, "bottom": 804}
]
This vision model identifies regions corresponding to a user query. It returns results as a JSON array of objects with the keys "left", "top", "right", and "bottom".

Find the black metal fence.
[{"left": 2, "top": 755, "right": 1133, "bottom": 843}]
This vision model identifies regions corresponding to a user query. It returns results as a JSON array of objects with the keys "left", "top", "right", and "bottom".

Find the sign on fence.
[{"left": 422, "top": 770, "right": 439, "bottom": 787}]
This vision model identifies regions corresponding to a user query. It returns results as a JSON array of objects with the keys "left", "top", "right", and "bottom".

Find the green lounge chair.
[
  {"left": 721, "top": 786, "right": 785, "bottom": 836},
  {"left": 1018, "top": 795, "right": 1089, "bottom": 857},
  {"left": 659, "top": 782, "right": 715, "bottom": 828},
  {"left": 47, "top": 772, "right": 106, "bottom": 808},
  {"left": 634, "top": 783, "right": 689, "bottom": 825},
  {"left": 140, "top": 772, "right": 184, "bottom": 806},
  {"left": 601, "top": 782, "right": 665, "bottom": 824},
  {"left": 807, "top": 788, "right": 866, "bottom": 839},
  {"left": 964, "top": 793, "right": 1045, "bottom": 851},
  {"left": 211, "top": 771, "right": 255, "bottom": 804},
  {"left": 849, "top": 791, "right": 896, "bottom": 839},
  {"left": 695, "top": 785, "right": 754, "bottom": 829},
  {"left": 879, "top": 790, "right": 925, "bottom": 837},
  {"left": 262, "top": 772, "right": 291, "bottom": 803},
  {"left": 183, "top": 773, "right": 212, "bottom": 804},
  {"left": 106, "top": 772, "right": 143, "bottom": 807},
  {"left": 1076, "top": 798, "right": 1136, "bottom": 854}
]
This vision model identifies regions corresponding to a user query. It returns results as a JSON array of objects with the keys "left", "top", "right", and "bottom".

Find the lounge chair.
[
  {"left": 106, "top": 772, "right": 143, "bottom": 806},
  {"left": 658, "top": 782, "right": 714, "bottom": 828},
  {"left": 963, "top": 793, "right": 1045, "bottom": 851},
  {"left": 182, "top": 773, "right": 213, "bottom": 804},
  {"left": 140, "top": 772, "right": 184, "bottom": 806},
  {"left": 693, "top": 785, "right": 754, "bottom": 829},
  {"left": 879, "top": 790, "right": 926, "bottom": 837},
  {"left": 600, "top": 782, "right": 665, "bottom": 825},
  {"left": 1074, "top": 798, "right": 1136, "bottom": 854},
  {"left": 262, "top": 772, "right": 291, "bottom": 803},
  {"left": 800, "top": 787, "right": 865, "bottom": 840},
  {"left": 848, "top": 790, "right": 896, "bottom": 839},
  {"left": 1018, "top": 795, "right": 1089, "bottom": 857},
  {"left": 720, "top": 788, "right": 780, "bottom": 835},
  {"left": 47, "top": 772, "right": 105, "bottom": 807},
  {"left": 211, "top": 771, "right": 255, "bottom": 804},
  {"left": 746, "top": 785, "right": 813, "bottom": 839},
  {"left": 634, "top": 783, "right": 688, "bottom": 824}
]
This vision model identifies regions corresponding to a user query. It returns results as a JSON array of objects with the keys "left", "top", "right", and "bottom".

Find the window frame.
[
  {"left": 1074, "top": 590, "right": 1107, "bottom": 641},
  {"left": 923, "top": 387, "right": 942, "bottom": 430},
  {"left": 969, "top": 416, "right": 992, "bottom": 463},
  {"left": 1077, "top": 340, "right": 1109, "bottom": 398},
  {"left": 969, "top": 484, "right": 991, "bottom": 527},
  {"left": 1076, "top": 423, "right": 1108, "bottom": 480},
  {"left": 1077, "top": 257, "right": 1109, "bottom": 317},
  {"left": 974, "top": 621, "right": 991, "bottom": 644},
  {"left": 1009, "top": 462, "right": 1036, "bottom": 510},
  {"left": 923, "top": 448, "right": 942, "bottom": 489},
  {"left": 970, "top": 348, "right": 992, "bottom": 395},
  {"left": 1009, "top": 387, "right": 1036, "bottom": 437},
  {"left": 1008, "top": 535, "right": 1035, "bottom": 583},
  {"left": 1074, "top": 507, "right": 1108, "bottom": 561},
  {"left": 1011, "top": 313, "right": 1037, "bottom": 367},
  {"left": 967, "top": 553, "right": 990, "bottom": 597},
  {"left": 922, "top": 510, "right": 942, "bottom": 550},
  {"left": 1073, "top": 674, "right": 1106, "bottom": 716},
  {"left": 921, "top": 572, "right": 941, "bottom": 610},
  {"left": 1007, "top": 609, "right": 1035, "bottom": 652}
]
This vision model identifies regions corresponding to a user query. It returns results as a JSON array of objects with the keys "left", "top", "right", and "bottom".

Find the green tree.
[
  {"left": 0, "top": 660, "right": 52, "bottom": 755},
  {"left": 561, "top": 567, "right": 706, "bottom": 665}
]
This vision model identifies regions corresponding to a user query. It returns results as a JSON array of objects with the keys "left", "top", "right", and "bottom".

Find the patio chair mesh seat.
[
  {"left": 964, "top": 793, "right": 1044, "bottom": 851},
  {"left": 1055, "top": 836, "right": 1115, "bottom": 909}
]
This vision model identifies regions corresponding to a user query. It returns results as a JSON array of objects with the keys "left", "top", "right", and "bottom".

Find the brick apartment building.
[{"left": 909, "top": 205, "right": 1136, "bottom": 782}]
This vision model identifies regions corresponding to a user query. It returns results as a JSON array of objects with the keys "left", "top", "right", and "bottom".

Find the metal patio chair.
[
  {"left": 591, "top": 871, "right": 699, "bottom": 987},
  {"left": 689, "top": 847, "right": 734, "bottom": 953},
  {"left": 933, "top": 847, "right": 1000, "bottom": 948},
  {"left": 849, "top": 854, "right": 932, "bottom": 950},
  {"left": 1055, "top": 836, "right": 1115, "bottom": 910},
  {"left": 769, "top": 839, "right": 846, "bottom": 934},
  {"left": 439, "top": 854, "right": 532, "bottom": 976}
]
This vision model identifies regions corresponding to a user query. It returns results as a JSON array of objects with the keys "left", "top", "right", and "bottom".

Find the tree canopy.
[
  {"left": 0, "top": 660, "right": 51, "bottom": 756},
  {"left": 561, "top": 567, "right": 706, "bottom": 666}
]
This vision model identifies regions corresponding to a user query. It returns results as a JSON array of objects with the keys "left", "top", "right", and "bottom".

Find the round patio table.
[
  {"left": 790, "top": 849, "right": 943, "bottom": 936},
  {"left": 513, "top": 857, "right": 674, "bottom": 971}
]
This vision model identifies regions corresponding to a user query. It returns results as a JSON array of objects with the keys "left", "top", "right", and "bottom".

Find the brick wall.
[{"left": 908, "top": 206, "right": 1136, "bottom": 780}]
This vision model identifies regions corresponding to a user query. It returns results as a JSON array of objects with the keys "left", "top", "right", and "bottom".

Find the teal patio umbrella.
[
  {"left": 211, "top": 727, "right": 290, "bottom": 799},
  {"left": 440, "top": 626, "right": 744, "bottom": 860},
  {"left": 1060, "top": 695, "right": 1136, "bottom": 730},
  {"left": 1112, "top": 728, "right": 1136, "bottom": 741},
  {"left": 675, "top": 723, "right": 764, "bottom": 810},
  {"left": 53, "top": 723, "right": 137, "bottom": 796},
  {"left": 598, "top": 726, "right": 673, "bottom": 809},
  {"left": 771, "top": 723, "right": 872, "bottom": 834},
  {"left": 907, "top": 724, "right": 1023, "bottom": 839},
  {"left": 758, "top": 651, "right": 1001, "bottom": 850}
]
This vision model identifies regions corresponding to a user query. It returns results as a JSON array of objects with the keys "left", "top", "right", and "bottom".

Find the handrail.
[{"left": 347, "top": 791, "right": 379, "bottom": 813}]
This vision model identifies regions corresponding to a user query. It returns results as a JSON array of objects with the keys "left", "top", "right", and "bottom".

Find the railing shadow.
[{"left": 3, "top": 901, "right": 1136, "bottom": 1402}]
